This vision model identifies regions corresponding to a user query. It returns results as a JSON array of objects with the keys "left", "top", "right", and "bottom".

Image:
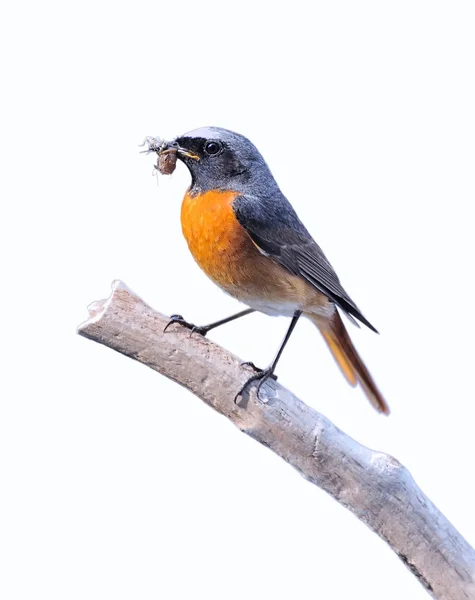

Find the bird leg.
[
  {"left": 164, "top": 308, "right": 255, "bottom": 337},
  {"left": 235, "top": 310, "right": 302, "bottom": 402}
]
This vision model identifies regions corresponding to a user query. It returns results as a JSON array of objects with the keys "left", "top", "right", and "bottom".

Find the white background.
[{"left": 1, "top": 1, "right": 474, "bottom": 598}]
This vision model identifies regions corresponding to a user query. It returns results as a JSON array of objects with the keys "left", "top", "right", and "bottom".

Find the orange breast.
[
  {"left": 181, "top": 189, "right": 255, "bottom": 288},
  {"left": 180, "top": 188, "right": 332, "bottom": 314}
]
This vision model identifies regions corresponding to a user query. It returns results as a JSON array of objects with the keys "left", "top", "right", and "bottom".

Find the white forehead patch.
[{"left": 182, "top": 126, "right": 221, "bottom": 140}]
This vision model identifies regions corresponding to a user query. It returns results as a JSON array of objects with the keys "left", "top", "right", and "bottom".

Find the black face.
[{"left": 174, "top": 135, "right": 248, "bottom": 182}]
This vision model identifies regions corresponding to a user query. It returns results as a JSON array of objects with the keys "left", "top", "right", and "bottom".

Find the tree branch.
[{"left": 77, "top": 280, "right": 475, "bottom": 600}]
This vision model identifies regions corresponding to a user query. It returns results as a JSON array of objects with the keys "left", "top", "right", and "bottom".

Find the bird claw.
[
  {"left": 240, "top": 360, "right": 261, "bottom": 372},
  {"left": 163, "top": 314, "right": 209, "bottom": 337},
  {"left": 240, "top": 361, "right": 278, "bottom": 380},
  {"left": 234, "top": 366, "right": 278, "bottom": 404},
  {"left": 164, "top": 314, "right": 185, "bottom": 333}
]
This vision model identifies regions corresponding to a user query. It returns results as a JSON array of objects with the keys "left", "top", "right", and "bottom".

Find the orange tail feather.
[{"left": 308, "top": 311, "right": 389, "bottom": 415}]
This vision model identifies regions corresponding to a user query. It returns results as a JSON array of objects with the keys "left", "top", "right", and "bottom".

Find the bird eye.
[{"left": 204, "top": 141, "right": 222, "bottom": 156}]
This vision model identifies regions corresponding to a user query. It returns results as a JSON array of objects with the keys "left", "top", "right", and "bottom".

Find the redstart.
[{"left": 146, "top": 127, "right": 389, "bottom": 414}]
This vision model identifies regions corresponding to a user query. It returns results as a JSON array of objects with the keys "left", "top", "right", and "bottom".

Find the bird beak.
[{"left": 175, "top": 146, "right": 200, "bottom": 161}]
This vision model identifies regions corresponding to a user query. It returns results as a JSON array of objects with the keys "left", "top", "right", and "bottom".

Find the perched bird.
[{"left": 150, "top": 127, "right": 389, "bottom": 414}]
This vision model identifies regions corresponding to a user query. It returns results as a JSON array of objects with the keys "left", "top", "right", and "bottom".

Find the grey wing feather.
[{"left": 233, "top": 194, "right": 377, "bottom": 333}]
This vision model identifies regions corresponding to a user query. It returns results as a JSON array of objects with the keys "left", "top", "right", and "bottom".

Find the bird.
[{"left": 151, "top": 127, "right": 389, "bottom": 414}]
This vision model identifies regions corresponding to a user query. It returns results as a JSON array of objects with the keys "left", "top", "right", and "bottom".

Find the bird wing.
[{"left": 233, "top": 194, "right": 378, "bottom": 333}]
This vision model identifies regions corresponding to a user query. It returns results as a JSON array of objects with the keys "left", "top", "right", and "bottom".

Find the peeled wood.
[{"left": 77, "top": 280, "right": 475, "bottom": 600}]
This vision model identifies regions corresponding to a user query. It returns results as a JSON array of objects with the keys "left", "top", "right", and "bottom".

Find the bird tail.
[{"left": 307, "top": 311, "right": 390, "bottom": 415}]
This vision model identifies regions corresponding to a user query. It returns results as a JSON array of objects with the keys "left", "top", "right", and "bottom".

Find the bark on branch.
[{"left": 77, "top": 280, "right": 475, "bottom": 600}]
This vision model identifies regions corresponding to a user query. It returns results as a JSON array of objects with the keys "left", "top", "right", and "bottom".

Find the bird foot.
[
  {"left": 163, "top": 314, "right": 210, "bottom": 336},
  {"left": 234, "top": 366, "right": 278, "bottom": 404}
]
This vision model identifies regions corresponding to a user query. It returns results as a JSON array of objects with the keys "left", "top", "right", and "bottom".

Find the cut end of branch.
[{"left": 77, "top": 280, "right": 132, "bottom": 332}]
